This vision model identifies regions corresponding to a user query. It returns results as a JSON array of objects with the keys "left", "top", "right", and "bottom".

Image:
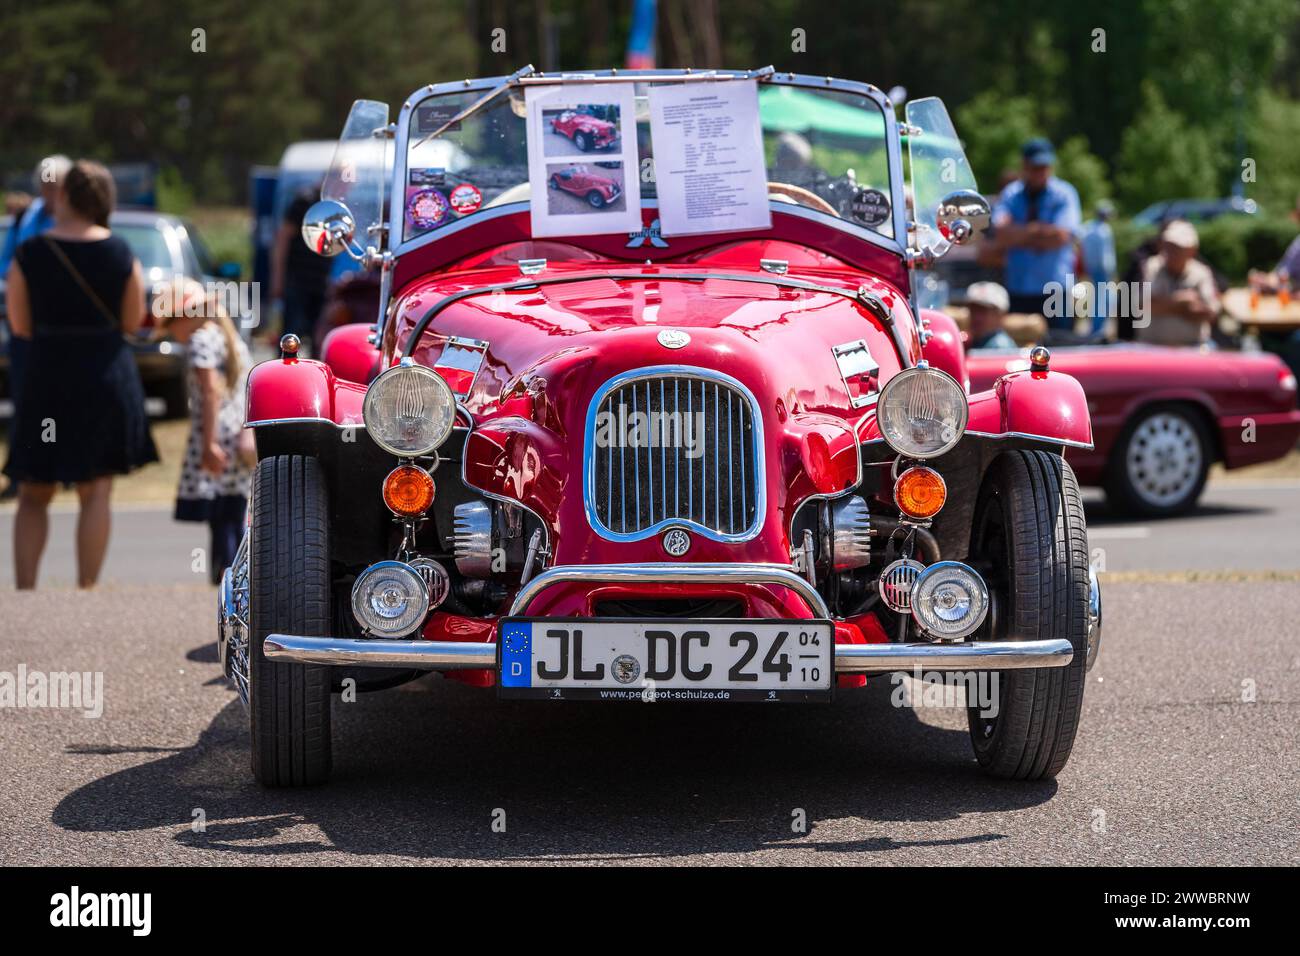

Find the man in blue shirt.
[
  {"left": 1079, "top": 200, "right": 1117, "bottom": 335},
  {"left": 992, "top": 139, "right": 1081, "bottom": 329},
  {"left": 0, "top": 155, "right": 70, "bottom": 276}
]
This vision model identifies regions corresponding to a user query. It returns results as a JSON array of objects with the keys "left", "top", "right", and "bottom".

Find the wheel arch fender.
[
  {"left": 245, "top": 357, "right": 366, "bottom": 427},
  {"left": 969, "top": 368, "right": 1094, "bottom": 448},
  {"left": 919, "top": 308, "right": 969, "bottom": 392}
]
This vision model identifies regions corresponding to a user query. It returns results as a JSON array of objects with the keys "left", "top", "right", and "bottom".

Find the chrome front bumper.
[
  {"left": 263, "top": 633, "right": 1073, "bottom": 672},
  {"left": 262, "top": 560, "right": 1076, "bottom": 673}
]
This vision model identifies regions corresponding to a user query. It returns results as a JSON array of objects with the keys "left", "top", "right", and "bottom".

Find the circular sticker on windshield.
[
  {"left": 850, "top": 187, "right": 891, "bottom": 227},
  {"left": 449, "top": 182, "right": 482, "bottom": 216},
  {"left": 406, "top": 188, "right": 450, "bottom": 230}
]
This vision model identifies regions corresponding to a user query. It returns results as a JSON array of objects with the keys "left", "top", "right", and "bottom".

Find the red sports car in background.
[
  {"left": 966, "top": 343, "right": 1300, "bottom": 516},
  {"left": 550, "top": 109, "right": 619, "bottom": 151},
  {"left": 549, "top": 164, "right": 623, "bottom": 207}
]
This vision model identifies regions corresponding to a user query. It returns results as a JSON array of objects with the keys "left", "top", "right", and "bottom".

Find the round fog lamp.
[
  {"left": 910, "top": 561, "right": 988, "bottom": 640},
  {"left": 351, "top": 561, "right": 430, "bottom": 637},
  {"left": 894, "top": 466, "right": 947, "bottom": 519},
  {"left": 383, "top": 464, "right": 435, "bottom": 517}
]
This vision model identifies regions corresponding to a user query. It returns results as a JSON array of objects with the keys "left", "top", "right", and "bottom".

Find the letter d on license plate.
[{"left": 498, "top": 618, "right": 834, "bottom": 702}]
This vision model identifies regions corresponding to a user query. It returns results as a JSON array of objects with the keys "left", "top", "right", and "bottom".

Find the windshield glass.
[
  {"left": 400, "top": 79, "right": 892, "bottom": 245},
  {"left": 905, "top": 97, "right": 977, "bottom": 259}
]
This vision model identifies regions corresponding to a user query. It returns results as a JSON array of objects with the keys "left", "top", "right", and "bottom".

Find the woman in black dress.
[{"left": 3, "top": 160, "right": 158, "bottom": 588}]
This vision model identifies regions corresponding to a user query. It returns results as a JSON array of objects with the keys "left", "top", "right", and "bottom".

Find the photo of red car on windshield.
[
  {"left": 545, "top": 105, "right": 621, "bottom": 154},
  {"left": 546, "top": 162, "right": 626, "bottom": 212}
]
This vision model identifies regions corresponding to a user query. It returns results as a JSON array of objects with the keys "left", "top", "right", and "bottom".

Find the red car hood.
[{"left": 387, "top": 263, "right": 915, "bottom": 564}]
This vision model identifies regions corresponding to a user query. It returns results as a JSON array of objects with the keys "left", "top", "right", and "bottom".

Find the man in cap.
[
  {"left": 963, "top": 281, "right": 1017, "bottom": 349},
  {"left": 991, "top": 138, "right": 1082, "bottom": 328},
  {"left": 1138, "top": 219, "right": 1219, "bottom": 346}
]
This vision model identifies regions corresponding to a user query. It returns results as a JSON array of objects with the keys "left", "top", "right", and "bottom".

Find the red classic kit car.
[
  {"left": 966, "top": 345, "right": 1300, "bottom": 517},
  {"left": 550, "top": 108, "right": 620, "bottom": 151},
  {"left": 219, "top": 68, "right": 1101, "bottom": 786},
  {"left": 549, "top": 164, "right": 623, "bottom": 207}
]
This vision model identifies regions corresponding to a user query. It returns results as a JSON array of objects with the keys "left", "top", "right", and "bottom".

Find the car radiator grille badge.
[{"left": 879, "top": 558, "right": 926, "bottom": 613}]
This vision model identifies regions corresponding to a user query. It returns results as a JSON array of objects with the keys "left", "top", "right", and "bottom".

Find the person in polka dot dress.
[{"left": 156, "top": 281, "right": 253, "bottom": 583}]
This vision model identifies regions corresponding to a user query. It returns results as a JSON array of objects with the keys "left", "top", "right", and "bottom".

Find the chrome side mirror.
[
  {"left": 301, "top": 199, "right": 357, "bottom": 258},
  {"left": 935, "top": 189, "right": 991, "bottom": 245}
]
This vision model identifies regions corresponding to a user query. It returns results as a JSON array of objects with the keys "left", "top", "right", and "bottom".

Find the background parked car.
[
  {"left": 0, "top": 210, "right": 242, "bottom": 418},
  {"left": 966, "top": 342, "right": 1300, "bottom": 516},
  {"left": 1131, "top": 196, "right": 1259, "bottom": 226}
]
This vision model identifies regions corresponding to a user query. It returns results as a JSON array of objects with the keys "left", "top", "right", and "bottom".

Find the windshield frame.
[{"left": 387, "top": 67, "right": 907, "bottom": 263}]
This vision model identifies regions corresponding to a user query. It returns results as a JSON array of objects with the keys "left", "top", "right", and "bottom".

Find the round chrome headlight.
[
  {"left": 351, "top": 561, "right": 430, "bottom": 637},
  {"left": 910, "top": 561, "right": 989, "bottom": 640},
  {"left": 363, "top": 360, "right": 456, "bottom": 458},
  {"left": 877, "top": 366, "right": 967, "bottom": 459}
]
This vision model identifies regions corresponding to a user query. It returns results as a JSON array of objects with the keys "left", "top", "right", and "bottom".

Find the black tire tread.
[
  {"left": 970, "top": 449, "right": 1089, "bottom": 780},
  {"left": 249, "top": 455, "right": 332, "bottom": 786}
]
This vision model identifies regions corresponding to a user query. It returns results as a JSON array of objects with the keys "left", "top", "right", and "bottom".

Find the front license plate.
[{"left": 498, "top": 618, "right": 834, "bottom": 702}]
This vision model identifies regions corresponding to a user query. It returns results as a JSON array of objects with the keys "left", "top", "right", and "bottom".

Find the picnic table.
[{"left": 1221, "top": 288, "right": 1300, "bottom": 333}]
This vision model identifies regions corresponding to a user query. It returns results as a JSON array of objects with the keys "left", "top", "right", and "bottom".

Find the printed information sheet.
[
  {"left": 525, "top": 82, "right": 641, "bottom": 238},
  {"left": 648, "top": 80, "right": 772, "bottom": 236}
]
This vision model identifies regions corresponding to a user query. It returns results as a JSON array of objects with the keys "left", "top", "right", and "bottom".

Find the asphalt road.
[{"left": 0, "top": 481, "right": 1297, "bottom": 865}]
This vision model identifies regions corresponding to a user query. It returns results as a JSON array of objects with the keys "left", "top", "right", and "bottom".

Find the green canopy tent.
[{"left": 758, "top": 85, "right": 887, "bottom": 140}]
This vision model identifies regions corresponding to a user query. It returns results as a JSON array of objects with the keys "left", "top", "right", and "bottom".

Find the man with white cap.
[
  {"left": 1138, "top": 219, "right": 1219, "bottom": 346},
  {"left": 964, "top": 281, "right": 1017, "bottom": 349}
]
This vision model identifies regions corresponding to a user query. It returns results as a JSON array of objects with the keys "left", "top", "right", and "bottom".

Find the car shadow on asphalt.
[
  {"left": 52, "top": 662, "right": 1058, "bottom": 861},
  {"left": 1083, "top": 499, "right": 1267, "bottom": 526}
]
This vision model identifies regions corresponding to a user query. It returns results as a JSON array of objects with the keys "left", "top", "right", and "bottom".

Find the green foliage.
[
  {"left": 1114, "top": 84, "right": 1220, "bottom": 213},
  {"left": 1244, "top": 90, "right": 1300, "bottom": 217},
  {"left": 1111, "top": 216, "right": 1297, "bottom": 283},
  {"left": 155, "top": 167, "right": 194, "bottom": 215},
  {"left": 1055, "top": 137, "right": 1111, "bottom": 215},
  {"left": 2, "top": 0, "right": 1299, "bottom": 224},
  {"left": 955, "top": 92, "right": 1039, "bottom": 193}
]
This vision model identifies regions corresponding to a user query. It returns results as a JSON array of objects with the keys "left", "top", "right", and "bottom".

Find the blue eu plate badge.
[{"left": 500, "top": 621, "right": 532, "bottom": 687}]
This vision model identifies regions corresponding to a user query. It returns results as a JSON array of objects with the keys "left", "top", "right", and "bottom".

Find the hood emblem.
[
  {"left": 627, "top": 218, "right": 669, "bottom": 249},
  {"left": 662, "top": 528, "right": 692, "bottom": 556},
  {"left": 657, "top": 328, "right": 691, "bottom": 350}
]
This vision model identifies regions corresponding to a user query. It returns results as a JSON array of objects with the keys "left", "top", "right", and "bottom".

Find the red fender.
[
  {"left": 967, "top": 367, "right": 1093, "bottom": 447},
  {"left": 245, "top": 356, "right": 366, "bottom": 426},
  {"left": 319, "top": 323, "right": 381, "bottom": 385},
  {"left": 919, "top": 308, "right": 969, "bottom": 392}
]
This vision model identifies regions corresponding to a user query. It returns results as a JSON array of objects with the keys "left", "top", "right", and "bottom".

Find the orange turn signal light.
[
  {"left": 383, "top": 465, "right": 435, "bottom": 517},
  {"left": 894, "top": 466, "right": 947, "bottom": 520}
]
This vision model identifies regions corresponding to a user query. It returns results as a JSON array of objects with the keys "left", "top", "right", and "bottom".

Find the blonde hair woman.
[{"left": 155, "top": 280, "right": 253, "bottom": 583}]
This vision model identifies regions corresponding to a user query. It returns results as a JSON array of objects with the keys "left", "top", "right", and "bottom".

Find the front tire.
[
  {"left": 1103, "top": 404, "right": 1211, "bottom": 517},
  {"left": 968, "top": 450, "right": 1089, "bottom": 780},
  {"left": 575, "top": 131, "right": 590, "bottom": 151},
  {"left": 248, "top": 455, "right": 333, "bottom": 786},
  {"left": 587, "top": 191, "right": 606, "bottom": 208}
]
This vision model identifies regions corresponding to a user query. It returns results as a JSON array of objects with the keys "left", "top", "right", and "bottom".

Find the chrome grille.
[{"left": 588, "top": 370, "right": 762, "bottom": 541}]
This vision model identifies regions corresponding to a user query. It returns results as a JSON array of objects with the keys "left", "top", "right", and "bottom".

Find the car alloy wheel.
[
  {"left": 588, "top": 191, "right": 605, "bottom": 207},
  {"left": 575, "top": 132, "right": 590, "bottom": 151},
  {"left": 1125, "top": 411, "right": 1204, "bottom": 509}
]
